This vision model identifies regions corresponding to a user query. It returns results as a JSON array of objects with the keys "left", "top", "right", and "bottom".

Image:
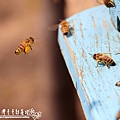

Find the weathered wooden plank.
[{"left": 58, "top": 5, "right": 120, "bottom": 120}]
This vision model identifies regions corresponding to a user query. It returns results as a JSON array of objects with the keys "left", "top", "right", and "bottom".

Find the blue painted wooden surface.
[{"left": 58, "top": 5, "right": 120, "bottom": 120}]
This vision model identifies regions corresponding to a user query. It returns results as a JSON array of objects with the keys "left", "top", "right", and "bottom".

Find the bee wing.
[
  {"left": 48, "top": 24, "right": 59, "bottom": 31},
  {"left": 32, "top": 38, "right": 44, "bottom": 48}
]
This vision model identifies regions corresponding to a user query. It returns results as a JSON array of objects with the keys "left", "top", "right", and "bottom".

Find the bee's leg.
[
  {"left": 24, "top": 51, "right": 27, "bottom": 55},
  {"left": 24, "top": 47, "right": 29, "bottom": 55},
  {"left": 69, "top": 26, "right": 74, "bottom": 35},
  {"left": 106, "top": 65, "right": 110, "bottom": 69},
  {"left": 29, "top": 45, "right": 32, "bottom": 51},
  {"left": 23, "top": 50, "right": 26, "bottom": 55},
  {"left": 96, "top": 60, "right": 101, "bottom": 67},
  {"left": 96, "top": 62, "right": 99, "bottom": 67}
]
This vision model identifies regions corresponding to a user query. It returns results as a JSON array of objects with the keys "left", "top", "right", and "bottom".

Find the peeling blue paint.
[{"left": 58, "top": 5, "right": 120, "bottom": 120}]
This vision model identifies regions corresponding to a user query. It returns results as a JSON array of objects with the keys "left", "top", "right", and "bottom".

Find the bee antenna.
[
  {"left": 34, "top": 38, "right": 39, "bottom": 39},
  {"left": 103, "top": 52, "right": 116, "bottom": 55},
  {"left": 88, "top": 53, "right": 92, "bottom": 56}
]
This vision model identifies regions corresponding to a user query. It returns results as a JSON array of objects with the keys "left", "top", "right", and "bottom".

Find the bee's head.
[
  {"left": 93, "top": 54, "right": 97, "bottom": 59},
  {"left": 29, "top": 37, "right": 34, "bottom": 42},
  {"left": 116, "top": 81, "right": 120, "bottom": 87}
]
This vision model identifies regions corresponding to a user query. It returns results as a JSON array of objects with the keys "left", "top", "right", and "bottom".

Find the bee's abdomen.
[
  {"left": 104, "top": 57, "right": 116, "bottom": 66},
  {"left": 61, "top": 27, "right": 69, "bottom": 35},
  {"left": 110, "top": 60, "right": 116, "bottom": 66},
  {"left": 15, "top": 43, "right": 25, "bottom": 55},
  {"left": 106, "top": 2, "right": 115, "bottom": 7},
  {"left": 103, "top": 0, "right": 115, "bottom": 8},
  {"left": 63, "top": 31, "right": 68, "bottom": 35}
]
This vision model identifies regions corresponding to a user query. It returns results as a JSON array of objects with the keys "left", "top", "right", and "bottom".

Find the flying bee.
[
  {"left": 48, "top": 20, "right": 74, "bottom": 37},
  {"left": 96, "top": 0, "right": 115, "bottom": 8},
  {"left": 115, "top": 81, "right": 120, "bottom": 87},
  {"left": 90, "top": 53, "right": 116, "bottom": 69},
  {"left": 59, "top": 20, "right": 72, "bottom": 36},
  {"left": 15, "top": 37, "right": 35, "bottom": 55}
]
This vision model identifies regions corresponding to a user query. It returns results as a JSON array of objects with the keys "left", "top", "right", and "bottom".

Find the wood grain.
[{"left": 58, "top": 5, "right": 120, "bottom": 120}]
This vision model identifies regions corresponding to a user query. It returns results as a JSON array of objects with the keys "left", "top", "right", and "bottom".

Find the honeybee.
[
  {"left": 115, "top": 81, "right": 120, "bottom": 86},
  {"left": 96, "top": 0, "right": 115, "bottom": 8},
  {"left": 49, "top": 20, "right": 73, "bottom": 36},
  {"left": 91, "top": 53, "right": 116, "bottom": 69},
  {"left": 15, "top": 37, "right": 34, "bottom": 55}
]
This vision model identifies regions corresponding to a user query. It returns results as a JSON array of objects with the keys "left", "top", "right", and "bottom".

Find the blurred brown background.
[{"left": 0, "top": 0, "right": 97, "bottom": 120}]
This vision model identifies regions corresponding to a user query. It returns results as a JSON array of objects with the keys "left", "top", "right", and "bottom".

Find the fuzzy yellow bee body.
[
  {"left": 59, "top": 20, "right": 70, "bottom": 36},
  {"left": 49, "top": 20, "right": 73, "bottom": 36},
  {"left": 15, "top": 37, "right": 34, "bottom": 55},
  {"left": 92, "top": 53, "right": 116, "bottom": 69}
]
